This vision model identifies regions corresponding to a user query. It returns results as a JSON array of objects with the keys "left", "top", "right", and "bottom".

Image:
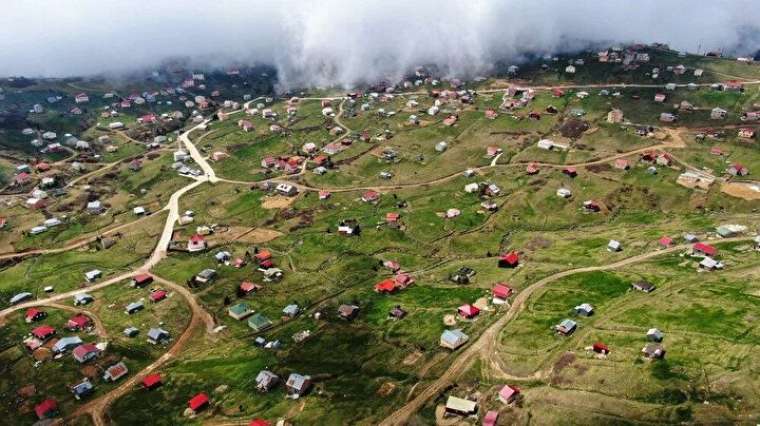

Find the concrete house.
[
  {"left": 285, "top": 373, "right": 311, "bottom": 396},
  {"left": 647, "top": 328, "right": 664, "bottom": 342},
  {"left": 125, "top": 301, "right": 144, "bottom": 315},
  {"left": 607, "top": 240, "right": 622, "bottom": 252},
  {"left": 574, "top": 303, "right": 594, "bottom": 316},
  {"left": 711, "top": 107, "right": 728, "bottom": 120},
  {"left": 445, "top": 395, "right": 477, "bottom": 416},
  {"left": 84, "top": 269, "right": 102, "bottom": 282},
  {"left": 73, "top": 293, "right": 94, "bottom": 306},
  {"left": 555, "top": 319, "right": 577, "bottom": 335},
  {"left": 256, "top": 370, "right": 279, "bottom": 392}
]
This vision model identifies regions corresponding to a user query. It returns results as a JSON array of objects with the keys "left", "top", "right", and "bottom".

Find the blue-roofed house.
[
  {"left": 53, "top": 336, "right": 83, "bottom": 353},
  {"left": 440, "top": 329, "right": 469, "bottom": 350},
  {"left": 71, "top": 380, "right": 94, "bottom": 400}
]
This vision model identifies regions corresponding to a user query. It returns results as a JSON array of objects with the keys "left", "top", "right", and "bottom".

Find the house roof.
[
  {"left": 150, "top": 290, "right": 167, "bottom": 302},
  {"left": 142, "top": 373, "right": 162, "bottom": 388},
  {"left": 188, "top": 392, "right": 209, "bottom": 411},
  {"left": 286, "top": 373, "right": 309, "bottom": 391},
  {"left": 73, "top": 343, "right": 99, "bottom": 358},
  {"left": 68, "top": 314, "right": 91, "bottom": 328},
  {"left": 249, "top": 420, "right": 271, "bottom": 426},
  {"left": 105, "top": 362, "right": 129, "bottom": 380},
  {"left": 500, "top": 251, "right": 519, "bottom": 265},
  {"left": 148, "top": 328, "right": 169, "bottom": 341},
  {"left": 375, "top": 278, "right": 397, "bottom": 293},
  {"left": 229, "top": 303, "right": 251, "bottom": 316},
  {"left": 132, "top": 273, "right": 152, "bottom": 284},
  {"left": 26, "top": 308, "right": 43, "bottom": 319},
  {"left": 240, "top": 281, "right": 260, "bottom": 292},
  {"left": 499, "top": 384, "right": 520, "bottom": 401},
  {"left": 248, "top": 313, "right": 272, "bottom": 330},
  {"left": 35, "top": 398, "right": 57, "bottom": 419},
  {"left": 458, "top": 304, "right": 480, "bottom": 317},
  {"left": 441, "top": 329, "right": 468, "bottom": 344},
  {"left": 493, "top": 283, "right": 513, "bottom": 299},
  {"left": 445, "top": 395, "right": 477, "bottom": 413},
  {"left": 32, "top": 325, "right": 55, "bottom": 338},
  {"left": 693, "top": 242, "right": 717, "bottom": 256}
]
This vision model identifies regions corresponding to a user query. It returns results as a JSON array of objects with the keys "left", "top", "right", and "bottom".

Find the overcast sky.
[{"left": 1, "top": 1, "right": 758, "bottom": 89}]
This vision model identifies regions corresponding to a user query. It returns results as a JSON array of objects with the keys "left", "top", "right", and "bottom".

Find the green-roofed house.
[
  {"left": 228, "top": 303, "right": 253, "bottom": 321},
  {"left": 248, "top": 313, "right": 273, "bottom": 332}
]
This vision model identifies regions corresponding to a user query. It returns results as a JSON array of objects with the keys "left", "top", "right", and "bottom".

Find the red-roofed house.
[
  {"left": 710, "top": 146, "right": 724, "bottom": 156},
  {"left": 395, "top": 273, "right": 414, "bottom": 288},
  {"left": 593, "top": 342, "right": 610, "bottom": 354},
  {"left": 738, "top": 128, "right": 755, "bottom": 139},
  {"left": 319, "top": 190, "right": 331, "bottom": 200},
  {"left": 614, "top": 158, "right": 630, "bottom": 170},
  {"left": 150, "top": 290, "right": 167, "bottom": 303},
  {"left": 483, "top": 410, "right": 499, "bottom": 426},
  {"left": 132, "top": 273, "right": 153, "bottom": 287},
  {"left": 492, "top": 283, "right": 513, "bottom": 300},
  {"left": 458, "top": 304, "right": 480, "bottom": 319},
  {"left": 240, "top": 281, "right": 261, "bottom": 294},
  {"left": 386, "top": 212, "right": 400, "bottom": 225},
  {"left": 140, "top": 114, "right": 158, "bottom": 124},
  {"left": 250, "top": 419, "right": 271, "bottom": 426},
  {"left": 32, "top": 325, "right": 56, "bottom": 341},
  {"left": 254, "top": 250, "right": 272, "bottom": 263},
  {"left": 727, "top": 163, "right": 749, "bottom": 176},
  {"left": 498, "top": 384, "right": 520, "bottom": 404},
  {"left": 362, "top": 190, "right": 380, "bottom": 203},
  {"left": 73, "top": 343, "right": 100, "bottom": 363},
  {"left": 142, "top": 373, "right": 162, "bottom": 389},
  {"left": 188, "top": 392, "right": 209, "bottom": 412},
  {"left": 35, "top": 398, "right": 58, "bottom": 419},
  {"left": 498, "top": 251, "right": 519, "bottom": 268},
  {"left": 25, "top": 308, "right": 46, "bottom": 323},
  {"left": 484, "top": 109, "right": 498, "bottom": 119},
  {"left": 66, "top": 314, "right": 91, "bottom": 330},
  {"left": 375, "top": 278, "right": 397, "bottom": 294},
  {"left": 35, "top": 162, "right": 51, "bottom": 172},
  {"left": 14, "top": 172, "right": 31, "bottom": 185},
  {"left": 562, "top": 166, "right": 577, "bottom": 177},
  {"left": 526, "top": 163, "right": 539, "bottom": 175},
  {"left": 187, "top": 234, "right": 206, "bottom": 252},
  {"left": 658, "top": 236, "right": 673, "bottom": 248},
  {"left": 693, "top": 242, "right": 717, "bottom": 257},
  {"left": 486, "top": 146, "right": 502, "bottom": 157}
]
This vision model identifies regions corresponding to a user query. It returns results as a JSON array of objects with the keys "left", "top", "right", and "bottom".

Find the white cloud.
[{"left": 0, "top": 0, "right": 758, "bottom": 89}]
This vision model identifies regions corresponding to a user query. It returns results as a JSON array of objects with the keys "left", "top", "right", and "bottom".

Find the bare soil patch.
[
  {"left": 403, "top": 350, "right": 424, "bottom": 366},
  {"left": 216, "top": 226, "right": 284, "bottom": 244},
  {"left": 721, "top": 182, "right": 760, "bottom": 200},
  {"left": 262, "top": 195, "right": 296, "bottom": 209}
]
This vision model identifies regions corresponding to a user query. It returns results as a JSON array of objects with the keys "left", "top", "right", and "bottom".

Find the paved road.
[{"left": 379, "top": 237, "right": 755, "bottom": 425}]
